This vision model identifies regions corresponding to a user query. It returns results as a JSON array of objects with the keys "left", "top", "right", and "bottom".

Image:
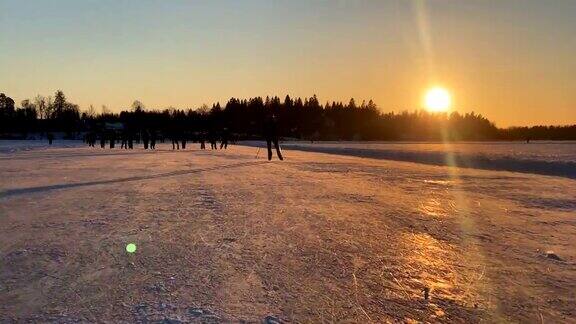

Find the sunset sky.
[{"left": 1, "top": 0, "right": 575, "bottom": 127}]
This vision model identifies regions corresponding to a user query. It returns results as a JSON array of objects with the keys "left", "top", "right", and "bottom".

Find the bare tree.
[
  {"left": 85, "top": 104, "right": 97, "bottom": 118},
  {"left": 197, "top": 104, "right": 210, "bottom": 115},
  {"left": 34, "top": 95, "right": 47, "bottom": 119},
  {"left": 44, "top": 96, "right": 54, "bottom": 119},
  {"left": 131, "top": 100, "right": 145, "bottom": 112},
  {"left": 101, "top": 105, "right": 110, "bottom": 115},
  {"left": 20, "top": 99, "right": 34, "bottom": 110}
]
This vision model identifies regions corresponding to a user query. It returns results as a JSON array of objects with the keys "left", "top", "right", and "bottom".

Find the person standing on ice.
[
  {"left": 150, "top": 130, "right": 156, "bottom": 149},
  {"left": 264, "top": 114, "right": 283, "bottom": 161},
  {"left": 181, "top": 133, "right": 187, "bottom": 150},
  {"left": 120, "top": 130, "right": 127, "bottom": 149},
  {"left": 47, "top": 133, "right": 54, "bottom": 145},
  {"left": 220, "top": 127, "right": 229, "bottom": 149},
  {"left": 128, "top": 131, "right": 134, "bottom": 149},
  {"left": 208, "top": 129, "right": 218, "bottom": 150},
  {"left": 170, "top": 131, "right": 180, "bottom": 150},
  {"left": 199, "top": 132, "right": 206, "bottom": 149},
  {"left": 100, "top": 133, "right": 106, "bottom": 148},
  {"left": 142, "top": 130, "right": 150, "bottom": 149},
  {"left": 109, "top": 131, "right": 116, "bottom": 149},
  {"left": 86, "top": 132, "right": 95, "bottom": 147}
]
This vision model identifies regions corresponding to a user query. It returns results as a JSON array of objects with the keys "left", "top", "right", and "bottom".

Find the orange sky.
[{"left": 1, "top": 1, "right": 575, "bottom": 127}]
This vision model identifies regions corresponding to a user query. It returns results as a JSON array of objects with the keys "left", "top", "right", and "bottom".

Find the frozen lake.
[
  {"left": 0, "top": 142, "right": 574, "bottom": 322},
  {"left": 0, "top": 140, "right": 84, "bottom": 153},
  {"left": 3, "top": 140, "right": 576, "bottom": 178},
  {"left": 276, "top": 141, "right": 576, "bottom": 179}
]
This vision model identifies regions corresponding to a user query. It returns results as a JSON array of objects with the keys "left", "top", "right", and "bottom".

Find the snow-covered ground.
[
  {"left": 283, "top": 141, "right": 576, "bottom": 163},
  {"left": 1, "top": 141, "right": 574, "bottom": 322},
  {"left": 0, "top": 140, "right": 84, "bottom": 154},
  {"left": 248, "top": 141, "right": 576, "bottom": 179}
]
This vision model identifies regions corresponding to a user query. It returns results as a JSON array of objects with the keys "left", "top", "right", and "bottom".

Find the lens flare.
[{"left": 126, "top": 243, "right": 137, "bottom": 253}]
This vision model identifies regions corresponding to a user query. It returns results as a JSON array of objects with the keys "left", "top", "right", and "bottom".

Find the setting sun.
[{"left": 424, "top": 87, "right": 452, "bottom": 112}]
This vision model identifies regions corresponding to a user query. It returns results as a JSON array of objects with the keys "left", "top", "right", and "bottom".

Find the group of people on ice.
[
  {"left": 85, "top": 129, "right": 156, "bottom": 150},
  {"left": 80, "top": 115, "right": 283, "bottom": 160},
  {"left": 85, "top": 129, "right": 228, "bottom": 151}
]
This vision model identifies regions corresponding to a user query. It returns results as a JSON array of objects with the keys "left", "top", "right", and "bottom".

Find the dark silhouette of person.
[
  {"left": 86, "top": 132, "right": 95, "bottom": 147},
  {"left": 264, "top": 114, "right": 283, "bottom": 161},
  {"left": 150, "top": 131, "right": 156, "bottom": 149},
  {"left": 220, "top": 128, "right": 229, "bottom": 149},
  {"left": 181, "top": 133, "right": 187, "bottom": 150},
  {"left": 47, "top": 133, "right": 54, "bottom": 145},
  {"left": 128, "top": 132, "right": 134, "bottom": 149},
  {"left": 198, "top": 132, "right": 206, "bottom": 149},
  {"left": 171, "top": 131, "right": 180, "bottom": 150},
  {"left": 100, "top": 133, "right": 106, "bottom": 148},
  {"left": 120, "top": 130, "right": 128, "bottom": 149},
  {"left": 209, "top": 130, "right": 218, "bottom": 150},
  {"left": 142, "top": 130, "right": 150, "bottom": 150},
  {"left": 109, "top": 131, "right": 116, "bottom": 149}
]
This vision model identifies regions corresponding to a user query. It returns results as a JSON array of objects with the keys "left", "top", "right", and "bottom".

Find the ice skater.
[
  {"left": 121, "top": 131, "right": 128, "bottom": 149},
  {"left": 198, "top": 132, "right": 206, "bottom": 150},
  {"left": 171, "top": 132, "right": 180, "bottom": 150},
  {"left": 264, "top": 114, "right": 283, "bottom": 161},
  {"left": 181, "top": 134, "right": 187, "bottom": 150},
  {"left": 109, "top": 132, "right": 116, "bottom": 149},
  {"left": 142, "top": 130, "right": 150, "bottom": 149},
  {"left": 209, "top": 130, "right": 218, "bottom": 150},
  {"left": 220, "top": 128, "right": 229, "bottom": 149},
  {"left": 86, "top": 132, "right": 96, "bottom": 147},
  {"left": 150, "top": 131, "right": 156, "bottom": 149}
]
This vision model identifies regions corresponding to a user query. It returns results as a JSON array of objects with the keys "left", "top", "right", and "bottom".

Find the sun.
[{"left": 424, "top": 87, "right": 452, "bottom": 112}]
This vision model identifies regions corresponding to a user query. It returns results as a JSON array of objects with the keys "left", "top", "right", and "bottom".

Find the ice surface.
[
  {"left": 0, "top": 140, "right": 83, "bottom": 154},
  {"left": 0, "top": 141, "right": 574, "bottom": 322},
  {"left": 271, "top": 141, "right": 576, "bottom": 179}
]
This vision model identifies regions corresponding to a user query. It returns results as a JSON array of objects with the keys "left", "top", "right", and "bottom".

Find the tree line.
[{"left": 1, "top": 90, "right": 575, "bottom": 141}]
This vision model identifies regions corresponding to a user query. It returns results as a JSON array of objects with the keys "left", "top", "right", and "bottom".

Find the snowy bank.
[{"left": 241, "top": 141, "right": 576, "bottom": 179}]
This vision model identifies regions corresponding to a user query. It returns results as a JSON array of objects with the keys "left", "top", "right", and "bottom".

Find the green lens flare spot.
[{"left": 126, "top": 243, "right": 137, "bottom": 253}]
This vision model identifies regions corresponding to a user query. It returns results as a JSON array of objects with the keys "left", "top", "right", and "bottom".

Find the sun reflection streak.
[
  {"left": 412, "top": 0, "right": 436, "bottom": 81},
  {"left": 436, "top": 117, "right": 502, "bottom": 317},
  {"left": 402, "top": 232, "right": 454, "bottom": 286},
  {"left": 419, "top": 197, "right": 448, "bottom": 218}
]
